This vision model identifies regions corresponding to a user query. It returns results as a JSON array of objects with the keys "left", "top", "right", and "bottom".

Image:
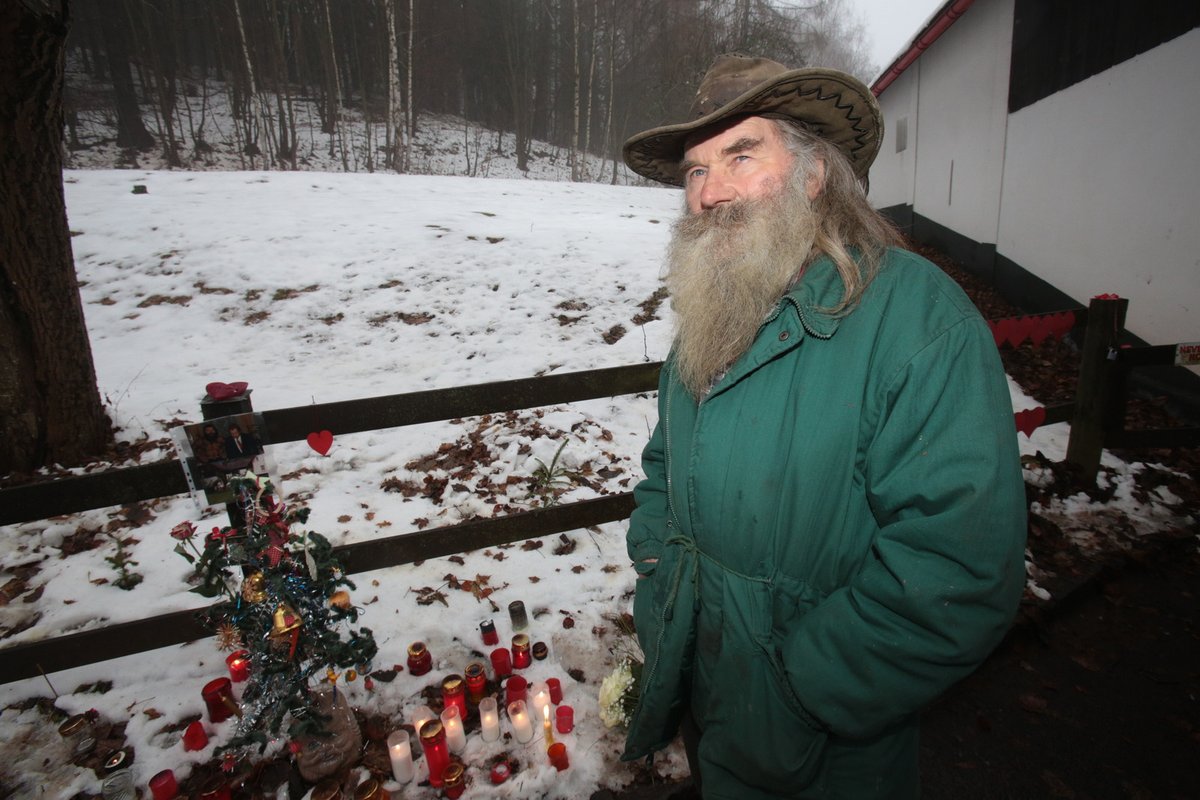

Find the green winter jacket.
[{"left": 622, "top": 248, "right": 1027, "bottom": 799}]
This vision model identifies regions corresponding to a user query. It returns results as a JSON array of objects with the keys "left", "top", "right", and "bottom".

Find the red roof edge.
[{"left": 871, "top": 0, "right": 976, "bottom": 96}]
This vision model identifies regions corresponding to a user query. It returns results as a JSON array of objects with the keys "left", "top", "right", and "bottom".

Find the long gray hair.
[{"left": 772, "top": 118, "right": 901, "bottom": 315}]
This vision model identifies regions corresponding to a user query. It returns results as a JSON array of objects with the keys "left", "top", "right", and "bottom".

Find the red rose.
[{"left": 170, "top": 521, "right": 197, "bottom": 541}]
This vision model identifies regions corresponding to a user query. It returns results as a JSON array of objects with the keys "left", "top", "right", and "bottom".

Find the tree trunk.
[
  {"left": 97, "top": 0, "right": 155, "bottom": 150},
  {"left": 384, "top": 0, "right": 404, "bottom": 172},
  {"left": 0, "top": 0, "right": 112, "bottom": 476}
]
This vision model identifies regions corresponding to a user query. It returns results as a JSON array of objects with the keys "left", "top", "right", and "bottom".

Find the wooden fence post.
[{"left": 1065, "top": 296, "right": 1129, "bottom": 482}]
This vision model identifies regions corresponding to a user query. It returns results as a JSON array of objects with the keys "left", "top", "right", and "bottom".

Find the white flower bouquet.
[{"left": 598, "top": 613, "right": 644, "bottom": 730}]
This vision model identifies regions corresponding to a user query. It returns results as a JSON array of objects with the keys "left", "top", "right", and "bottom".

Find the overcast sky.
[{"left": 852, "top": 0, "right": 948, "bottom": 74}]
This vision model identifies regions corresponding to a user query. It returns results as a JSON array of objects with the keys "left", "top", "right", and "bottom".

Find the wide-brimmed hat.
[{"left": 623, "top": 54, "right": 882, "bottom": 186}]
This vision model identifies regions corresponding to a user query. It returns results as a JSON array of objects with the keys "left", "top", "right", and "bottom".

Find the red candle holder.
[
  {"left": 149, "top": 769, "right": 178, "bottom": 800},
  {"left": 546, "top": 677, "right": 563, "bottom": 705},
  {"left": 555, "top": 704, "right": 574, "bottom": 734},
  {"left": 201, "top": 678, "right": 238, "bottom": 723},
  {"left": 419, "top": 721, "right": 451, "bottom": 789},
  {"left": 182, "top": 720, "right": 209, "bottom": 751},
  {"left": 480, "top": 619, "right": 499, "bottom": 646},
  {"left": 442, "top": 762, "right": 466, "bottom": 799},
  {"left": 441, "top": 674, "right": 468, "bottom": 720},
  {"left": 548, "top": 742, "right": 570, "bottom": 771},
  {"left": 490, "top": 761, "right": 511, "bottom": 785},
  {"left": 489, "top": 647, "right": 512, "bottom": 679},
  {"left": 505, "top": 675, "right": 528, "bottom": 706},
  {"left": 225, "top": 650, "right": 250, "bottom": 683},
  {"left": 464, "top": 662, "right": 487, "bottom": 704},
  {"left": 197, "top": 776, "right": 232, "bottom": 800},
  {"left": 407, "top": 641, "right": 433, "bottom": 676},
  {"left": 511, "top": 634, "right": 532, "bottom": 669}
]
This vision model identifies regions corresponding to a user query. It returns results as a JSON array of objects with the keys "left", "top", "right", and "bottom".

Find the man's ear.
[{"left": 805, "top": 158, "right": 826, "bottom": 200}]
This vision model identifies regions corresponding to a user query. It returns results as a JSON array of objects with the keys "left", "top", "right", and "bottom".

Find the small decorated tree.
[{"left": 172, "top": 474, "right": 377, "bottom": 755}]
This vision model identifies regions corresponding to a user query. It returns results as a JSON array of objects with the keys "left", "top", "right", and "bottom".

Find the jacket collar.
[{"left": 782, "top": 254, "right": 844, "bottom": 340}]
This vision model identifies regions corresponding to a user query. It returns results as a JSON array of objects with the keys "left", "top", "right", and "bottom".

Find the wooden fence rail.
[{"left": 1, "top": 299, "right": 1196, "bottom": 684}]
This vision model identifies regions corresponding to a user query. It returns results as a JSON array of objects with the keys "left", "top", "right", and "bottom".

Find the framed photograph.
[{"left": 172, "top": 412, "right": 279, "bottom": 506}]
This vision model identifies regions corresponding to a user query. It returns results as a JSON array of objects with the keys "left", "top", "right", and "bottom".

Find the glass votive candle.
[
  {"left": 197, "top": 776, "right": 233, "bottom": 800},
  {"left": 225, "top": 649, "right": 250, "bottom": 682},
  {"left": 548, "top": 741, "right": 570, "bottom": 771},
  {"left": 440, "top": 705, "right": 467, "bottom": 754},
  {"left": 464, "top": 662, "right": 487, "bottom": 704},
  {"left": 530, "top": 681, "right": 551, "bottom": 720},
  {"left": 201, "top": 677, "right": 238, "bottom": 723},
  {"left": 556, "top": 704, "right": 574, "bottom": 734},
  {"left": 419, "top": 721, "right": 451, "bottom": 789},
  {"left": 310, "top": 779, "right": 343, "bottom": 800},
  {"left": 410, "top": 704, "right": 437, "bottom": 736},
  {"left": 441, "top": 674, "right": 468, "bottom": 720},
  {"left": 480, "top": 619, "right": 499, "bottom": 646},
  {"left": 407, "top": 641, "right": 433, "bottom": 676},
  {"left": 532, "top": 641, "right": 549, "bottom": 661},
  {"left": 490, "top": 647, "right": 512, "bottom": 678},
  {"left": 182, "top": 720, "right": 209, "bottom": 751},
  {"left": 507, "top": 699, "right": 535, "bottom": 744},
  {"left": 387, "top": 730, "right": 415, "bottom": 783},
  {"left": 57, "top": 713, "right": 96, "bottom": 759},
  {"left": 149, "top": 769, "right": 178, "bottom": 800},
  {"left": 505, "top": 675, "right": 528, "bottom": 706},
  {"left": 546, "top": 677, "right": 563, "bottom": 704},
  {"left": 478, "top": 697, "right": 501, "bottom": 742},
  {"left": 508, "top": 600, "right": 529, "bottom": 631},
  {"left": 442, "top": 762, "right": 466, "bottom": 799},
  {"left": 511, "top": 634, "right": 532, "bottom": 669}
]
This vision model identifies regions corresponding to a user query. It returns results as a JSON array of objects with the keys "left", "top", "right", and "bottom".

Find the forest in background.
[{"left": 63, "top": 0, "right": 874, "bottom": 180}]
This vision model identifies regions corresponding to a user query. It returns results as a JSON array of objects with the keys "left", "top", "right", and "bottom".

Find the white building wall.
[
  {"left": 997, "top": 27, "right": 1200, "bottom": 350},
  {"left": 869, "top": 65, "right": 918, "bottom": 210},
  {"left": 912, "top": 0, "right": 1014, "bottom": 246}
]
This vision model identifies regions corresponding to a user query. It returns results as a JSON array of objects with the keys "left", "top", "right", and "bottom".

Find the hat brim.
[{"left": 622, "top": 68, "right": 882, "bottom": 186}]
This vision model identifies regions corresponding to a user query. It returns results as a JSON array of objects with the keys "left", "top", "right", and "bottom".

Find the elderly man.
[{"left": 621, "top": 55, "right": 1027, "bottom": 798}]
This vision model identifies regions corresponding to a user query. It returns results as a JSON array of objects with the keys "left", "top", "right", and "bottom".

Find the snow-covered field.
[{"left": 0, "top": 168, "right": 1188, "bottom": 798}]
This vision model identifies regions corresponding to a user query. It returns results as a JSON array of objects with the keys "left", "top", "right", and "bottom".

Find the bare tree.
[{"left": 1, "top": 0, "right": 112, "bottom": 476}]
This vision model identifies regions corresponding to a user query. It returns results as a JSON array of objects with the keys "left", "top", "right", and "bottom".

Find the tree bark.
[
  {"left": 0, "top": 0, "right": 112, "bottom": 476},
  {"left": 97, "top": 0, "right": 154, "bottom": 150}
]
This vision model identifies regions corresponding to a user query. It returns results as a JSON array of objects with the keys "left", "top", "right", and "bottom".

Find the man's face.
[
  {"left": 681, "top": 116, "right": 796, "bottom": 215},
  {"left": 229, "top": 425, "right": 241, "bottom": 438}
]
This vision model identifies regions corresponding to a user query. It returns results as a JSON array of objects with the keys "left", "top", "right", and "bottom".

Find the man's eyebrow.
[{"left": 678, "top": 136, "right": 764, "bottom": 179}]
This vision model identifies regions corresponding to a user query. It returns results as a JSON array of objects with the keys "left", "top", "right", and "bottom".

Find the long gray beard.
[{"left": 664, "top": 174, "right": 818, "bottom": 398}]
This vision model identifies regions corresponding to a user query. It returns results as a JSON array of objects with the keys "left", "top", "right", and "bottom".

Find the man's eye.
[{"left": 687, "top": 167, "right": 706, "bottom": 181}]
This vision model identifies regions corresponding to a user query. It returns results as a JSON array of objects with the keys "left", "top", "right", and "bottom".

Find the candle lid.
[
  {"left": 407, "top": 641, "right": 428, "bottom": 657},
  {"left": 532, "top": 641, "right": 549, "bottom": 660},
  {"left": 311, "top": 778, "right": 343, "bottom": 800},
  {"left": 352, "top": 778, "right": 384, "bottom": 800},
  {"left": 419, "top": 720, "right": 444, "bottom": 741},
  {"left": 442, "top": 674, "right": 464, "bottom": 692},
  {"left": 480, "top": 619, "right": 496, "bottom": 631},
  {"left": 58, "top": 713, "right": 89, "bottom": 736},
  {"left": 464, "top": 662, "right": 485, "bottom": 678},
  {"left": 512, "top": 633, "right": 530, "bottom": 649},
  {"left": 442, "top": 762, "right": 465, "bottom": 786}
]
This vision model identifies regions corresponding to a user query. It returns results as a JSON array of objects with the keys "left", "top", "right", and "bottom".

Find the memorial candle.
[
  {"left": 410, "top": 705, "right": 436, "bottom": 736},
  {"left": 546, "top": 677, "right": 563, "bottom": 704},
  {"left": 480, "top": 619, "right": 499, "bottom": 646},
  {"left": 182, "top": 720, "right": 208, "bottom": 751},
  {"left": 511, "top": 634, "right": 532, "bottom": 669},
  {"left": 548, "top": 741, "right": 570, "bottom": 771},
  {"left": 507, "top": 699, "right": 534, "bottom": 744},
  {"left": 387, "top": 730, "right": 414, "bottom": 783},
  {"left": 440, "top": 705, "right": 467, "bottom": 754},
  {"left": 441, "top": 674, "right": 468, "bottom": 721},
  {"left": 530, "top": 681, "right": 551, "bottom": 722},
  {"left": 505, "top": 675, "right": 528, "bottom": 706},
  {"left": 464, "top": 661, "right": 487, "bottom": 704},
  {"left": 489, "top": 647, "right": 512, "bottom": 679},
  {"left": 201, "top": 677, "right": 239, "bottom": 723},
  {"left": 418, "top": 721, "right": 451, "bottom": 789},
  {"left": 225, "top": 650, "right": 250, "bottom": 683},
  {"left": 556, "top": 704, "right": 574, "bottom": 734},
  {"left": 542, "top": 702, "right": 554, "bottom": 747},
  {"left": 479, "top": 697, "right": 501, "bottom": 742},
  {"left": 148, "top": 769, "right": 178, "bottom": 800},
  {"left": 406, "top": 641, "right": 432, "bottom": 676}
]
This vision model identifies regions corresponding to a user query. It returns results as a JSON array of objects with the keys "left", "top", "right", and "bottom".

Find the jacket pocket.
[{"left": 698, "top": 578, "right": 828, "bottom": 790}]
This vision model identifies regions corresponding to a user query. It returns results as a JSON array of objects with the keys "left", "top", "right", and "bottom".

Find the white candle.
[
  {"left": 441, "top": 705, "right": 467, "bottom": 753},
  {"left": 479, "top": 696, "right": 501, "bottom": 742},
  {"left": 530, "top": 682, "right": 552, "bottom": 721},
  {"left": 387, "top": 730, "right": 415, "bottom": 783},
  {"left": 508, "top": 699, "right": 534, "bottom": 744},
  {"left": 411, "top": 704, "right": 436, "bottom": 736}
]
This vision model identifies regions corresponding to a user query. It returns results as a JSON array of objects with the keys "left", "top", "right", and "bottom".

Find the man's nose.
[{"left": 698, "top": 171, "right": 736, "bottom": 210}]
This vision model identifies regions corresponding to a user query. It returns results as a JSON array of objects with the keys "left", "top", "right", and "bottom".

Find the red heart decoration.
[
  {"left": 1014, "top": 407, "right": 1046, "bottom": 438},
  {"left": 1028, "top": 315, "right": 1052, "bottom": 346},
  {"left": 206, "top": 381, "right": 249, "bottom": 401},
  {"left": 1009, "top": 317, "right": 1035, "bottom": 348},
  {"left": 307, "top": 430, "right": 333, "bottom": 455},
  {"left": 987, "top": 319, "right": 1005, "bottom": 348},
  {"left": 1054, "top": 311, "right": 1077, "bottom": 340},
  {"left": 993, "top": 318, "right": 1017, "bottom": 349}
]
